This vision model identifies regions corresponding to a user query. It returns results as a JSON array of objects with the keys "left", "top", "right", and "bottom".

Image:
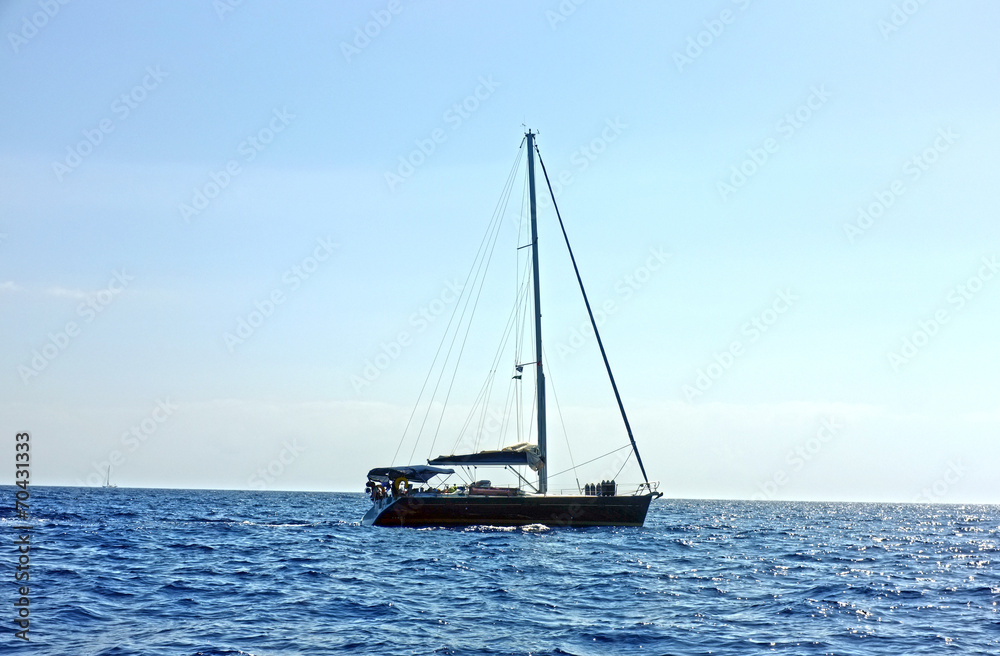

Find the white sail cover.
[{"left": 502, "top": 443, "right": 544, "bottom": 471}]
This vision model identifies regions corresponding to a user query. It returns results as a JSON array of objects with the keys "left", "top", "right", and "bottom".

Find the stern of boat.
[{"left": 361, "top": 495, "right": 394, "bottom": 526}]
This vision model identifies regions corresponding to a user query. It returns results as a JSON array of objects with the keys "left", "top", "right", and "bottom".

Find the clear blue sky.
[{"left": 2, "top": 1, "right": 998, "bottom": 501}]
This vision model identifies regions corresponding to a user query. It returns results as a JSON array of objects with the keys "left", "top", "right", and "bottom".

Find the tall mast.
[{"left": 526, "top": 130, "right": 547, "bottom": 494}]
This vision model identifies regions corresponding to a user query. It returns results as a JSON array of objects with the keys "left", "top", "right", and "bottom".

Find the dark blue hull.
[{"left": 365, "top": 493, "right": 654, "bottom": 527}]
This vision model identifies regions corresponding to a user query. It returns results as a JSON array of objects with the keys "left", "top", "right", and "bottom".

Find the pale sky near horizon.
[{"left": 2, "top": 1, "right": 998, "bottom": 503}]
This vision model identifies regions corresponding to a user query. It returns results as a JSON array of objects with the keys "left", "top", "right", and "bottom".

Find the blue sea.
[{"left": 3, "top": 487, "right": 998, "bottom": 655}]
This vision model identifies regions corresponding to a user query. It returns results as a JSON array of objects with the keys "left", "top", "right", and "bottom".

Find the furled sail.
[{"left": 428, "top": 442, "right": 544, "bottom": 472}]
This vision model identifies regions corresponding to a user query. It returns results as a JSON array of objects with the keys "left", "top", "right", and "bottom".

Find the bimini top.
[
  {"left": 366, "top": 465, "right": 454, "bottom": 484},
  {"left": 428, "top": 442, "right": 544, "bottom": 472}
]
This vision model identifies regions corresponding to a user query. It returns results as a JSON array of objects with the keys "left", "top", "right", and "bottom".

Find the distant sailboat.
[
  {"left": 103, "top": 465, "right": 117, "bottom": 488},
  {"left": 362, "top": 130, "right": 661, "bottom": 528}
]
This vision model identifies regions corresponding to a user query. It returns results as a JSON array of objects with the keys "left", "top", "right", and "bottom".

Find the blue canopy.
[{"left": 366, "top": 465, "right": 454, "bottom": 484}]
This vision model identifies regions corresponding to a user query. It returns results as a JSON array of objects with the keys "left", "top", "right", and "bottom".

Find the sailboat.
[
  {"left": 103, "top": 465, "right": 117, "bottom": 488},
  {"left": 362, "top": 130, "right": 661, "bottom": 527}
]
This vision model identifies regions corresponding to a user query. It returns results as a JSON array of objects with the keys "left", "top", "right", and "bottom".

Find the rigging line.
[
  {"left": 424, "top": 149, "right": 520, "bottom": 459},
  {"left": 516, "top": 160, "right": 529, "bottom": 448},
  {"left": 403, "top": 147, "right": 523, "bottom": 465},
  {"left": 455, "top": 301, "right": 516, "bottom": 445},
  {"left": 506, "top": 465, "right": 538, "bottom": 493},
  {"left": 520, "top": 162, "right": 538, "bottom": 446},
  {"left": 453, "top": 374, "right": 492, "bottom": 453},
  {"left": 450, "top": 298, "right": 519, "bottom": 455},
  {"left": 471, "top": 372, "right": 496, "bottom": 454},
  {"left": 505, "top": 371, "right": 518, "bottom": 446},
  {"left": 507, "top": 273, "right": 532, "bottom": 449},
  {"left": 472, "top": 381, "right": 491, "bottom": 454},
  {"left": 613, "top": 448, "right": 634, "bottom": 482},
  {"left": 435, "top": 145, "right": 526, "bottom": 446},
  {"left": 473, "top": 363, "right": 502, "bottom": 455},
  {"left": 545, "top": 444, "right": 632, "bottom": 480},
  {"left": 543, "top": 351, "right": 581, "bottom": 494},
  {"left": 525, "top": 252, "right": 538, "bottom": 444},
  {"left": 417, "top": 190, "right": 507, "bottom": 462},
  {"left": 432, "top": 186, "right": 520, "bottom": 458},
  {"left": 472, "top": 306, "right": 518, "bottom": 453},
  {"left": 534, "top": 143, "right": 651, "bottom": 486},
  {"left": 427, "top": 200, "right": 508, "bottom": 456},
  {"left": 496, "top": 376, "right": 516, "bottom": 451},
  {"left": 526, "top": 362, "right": 537, "bottom": 445},
  {"left": 458, "top": 240, "right": 528, "bottom": 454},
  {"left": 476, "top": 374, "right": 503, "bottom": 454},
  {"left": 394, "top": 147, "right": 524, "bottom": 465},
  {"left": 515, "top": 256, "right": 533, "bottom": 445},
  {"left": 514, "top": 168, "right": 535, "bottom": 445}
]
